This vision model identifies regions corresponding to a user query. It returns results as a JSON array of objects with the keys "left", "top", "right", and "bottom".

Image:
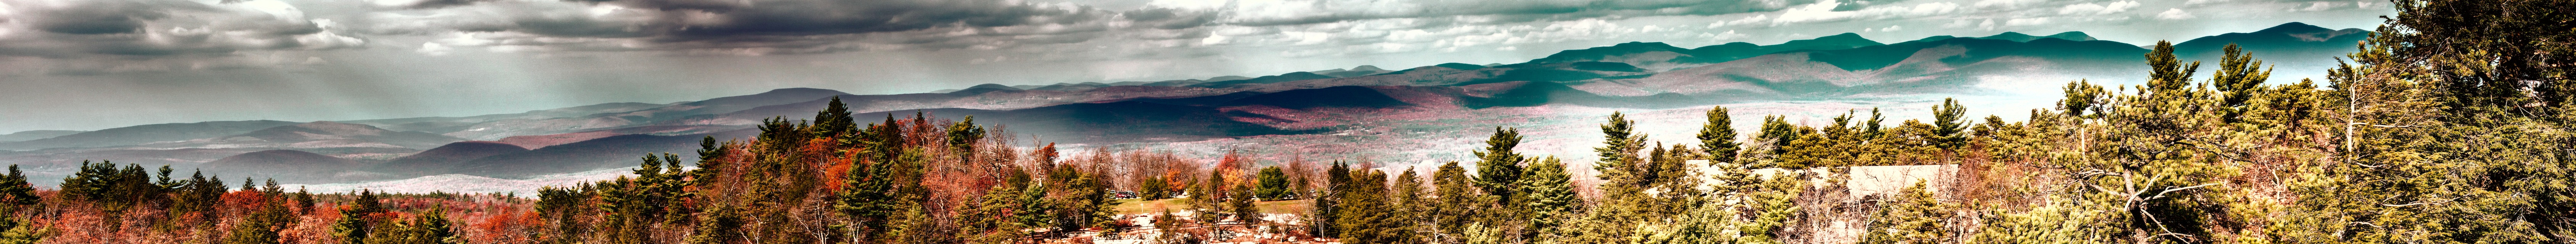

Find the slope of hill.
[
  {"left": 368, "top": 141, "right": 528, "bottom": 177},
  {"left": 1970, "top": 31, "right": 2099, "bottom": 42},
  {"left": 0, "top": 130, "right": 82, "bottom": 143},
  {"left": 343, "top": 102, "right": 669, "bottom": 133},
  {"left": 1222, "top": 86, "right": 1415, "bottom": 109},
  {"left": 204, "top": 121, "right": 466, "bottom": 149},
  {"left": 1245, "top": 62, "right": 1653, "bottom": 92},
  {"left": 441, "top": 88, "right": 855, "bottom": 140},
  {"left": 1608, "top": 36, "right": 2148, "bottom": 97},
  {"left": 0, "top": 120, "right": 301, "bottom": 150},
  {"left": 451, "top": 128, "right": 757, "bottom": 178},
  {"left": 1190, "top": 72, "right": 1339, "bottom": 88},
  {"left": 2172, "top": 22, "right": 2372, "bottom": 81},
  {"left": 202, "top": 149, "right": 371, "bottom": 181},
  {"left": 1525, "top": 33, "right": 1884, "bottom": 72},
  {"left": 899, "top": 101, "right": 1318, "bottom": 143}
]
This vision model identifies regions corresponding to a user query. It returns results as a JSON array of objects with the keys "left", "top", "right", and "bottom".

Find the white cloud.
[
  {"left": 1717, "top": 14, "right": 1773, "bottom": 27},
  {"left": 416, "top": 43, "right": 454, "bottom": 56},
  {"left": 1772, "top": 0, "right": 1858, "bottom": 24},
  {"left": 2185, "top": 0, "right": 2226, "bottom": 5},
  {"left": 2156, "top": 8, "right": 2196, "bottom": 19},
  {"left": 1903, "top": 2, "right": 1962, "bottom": 16},
  {"left": 2303, "top": 1, "right": 2340, "bottom": 11},
  {"left": 1974, "top": 0, "right": 2048, "bottom": 9},
  {"left": 1883, "top": 25, "right": 1904, "bottom": 32},
  {"left": 2059, "top": 1, "right": 2139, "bottom": 15},
  {"left": 2006, "top": 17, "right": 2052, "bottom": 26}
]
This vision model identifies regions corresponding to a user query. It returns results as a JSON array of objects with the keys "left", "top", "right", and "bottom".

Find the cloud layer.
[{"left": 0, "top": 0, "right": 362, "bottom": 71}]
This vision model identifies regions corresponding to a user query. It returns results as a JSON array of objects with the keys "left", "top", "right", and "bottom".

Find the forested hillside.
[{"left": 0, "top": 1, "right": 2562, "bottom": 243}]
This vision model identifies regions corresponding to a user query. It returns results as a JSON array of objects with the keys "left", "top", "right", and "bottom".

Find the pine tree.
[
  {"left": 1334, "top": 170, "right": 1406, "bottom": 244},
  {"left": 1698, "top": 106, "right": 1741, "bottom": 163},
  {"left": 1473, "top": 127, "right": 1527, "bottom": 206},
  {"left": 1733, "top": 169, "right": 1805, "bottom": 244},
  {"left": 2210, "top": 43, "right": 2270, "bottom": 123},
  {"left": 1930, "top": 98, "right": 1970, "bottom": 151},
  {"left": 332, "top": 190, "right": 384, "bottom": 244},
  {"left": 1594, "top": 112, "right": 1649, "bottom": 199},
  {"left": 1430, "top": 161, "right": 1481, "bottom": 238},
  {"left": 1860, "top": 180, "right": 1951, "bottom": 244},
  {"left": 685, "top": 204, "right": 744, "bottom": 244},
  {"left": 1517, "top": 157, "right": 1577, "bottom": 238},
  {"left": 1312, "top": 162, "right": 1351, "bottom": 238},
  {"left": 0, "top": 165, "right": 33, "bottom": 207},
  {"left": 812, "top": 96, "right": 856, "bottom": 138},
  {"left": 1255, "top": 166, "right": 1294, "bottom": 200}
]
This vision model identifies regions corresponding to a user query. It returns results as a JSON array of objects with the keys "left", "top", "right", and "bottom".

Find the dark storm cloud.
[
  {"left": 1123, "top": 8, "right": 1218, "bottom": 29},
  {"left": 403, "top": 0, "right": 1183, "bottom": 54},
  {"left": 0, "top": 0, "right": 364, "bottom": 59},
  {"left": 407, "top": 0, "right": 1803, "bottom": 55}
]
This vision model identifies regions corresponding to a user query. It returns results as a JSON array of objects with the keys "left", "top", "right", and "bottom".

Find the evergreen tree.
[
  {"left": 0, "top": 165, "right": 34, "bottom": 207},
  {"left": 1334, "top": 170, "right": 1407, "bottom": 244},
  {"left": 1698, "top": 106, "right": 1741, "bottom": 163},
  {"left": 1254, "top": 166, "right": 1294, "bottom": 200},
  {"left": 1473, "top": 127, "right": 1527, "bottom": 205},
  {"left": 1594, "top": 112, "right": 1649, "bottom": 198},
  {"left": 812, "top": 96, "right": 856, "bottom": 138},
  {"left": 2210, "top": 43, "right": 2271, "bottom": 123},
  {"left": 1859, "top": 180, "right": 1951, "bottom": 244},
  {"left": 1930, "top": 98, "right": 1969, "bottom": 151},
  {"left": 1517, "top": 157, "right": 1577, "bottom": 239},
  {"left": 685, "top": 204, "right": 744, "bottom": 244},
  {"left": 333, "top": 190, "right": 386, "bottom": 244},
  {"left": 1312, "top": 162, "right": 1351, "bottom": 238},
  {"left": 1430, "top": 161, "right": 1481, "bottom": 238}
]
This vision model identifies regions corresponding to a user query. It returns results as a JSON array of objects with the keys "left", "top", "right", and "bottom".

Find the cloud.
[
  {"left": 1772, "top": 0, "right": 1857, "bottom": 24},
  {"left": 0, "top": 0, "right": 368, "bottom": 59},
  {"left": 383, "top": 0, "right": 1182, "bottom": 55},
  {"left": 2156, "top": 8, "right": 2195, "bottom": 19},
  {"left": 0, "top": 0, "right": 368, "bottom": 74},
  {"left": 2301, "top": 1, "right": 2341, "bottom": 11},
  {"left": 415, "top": 42, "right": 452, "bottom": 56},
  {"left": 375, "top": 0, "right": 500, "bottom": 9},
  {"left": 1768, "top": 0, "right": 1963, "bottom": 25},
  {"left": 2005, "top": 17, "right": 2049, "bottom": 26},
  {"left": 2059, "top": 1, "right": 2139, "bottom": 15},
  {"left": 1185, "top": 0, "right": 1796, "bottom": 27},
  {"left": 1973, "top": 0, "right": 2048, "bottom": 9}
]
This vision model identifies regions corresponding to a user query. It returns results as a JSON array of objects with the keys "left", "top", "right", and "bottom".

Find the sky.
[{"left": 0, "top": 0, "right": 2394, "bottom": 133}]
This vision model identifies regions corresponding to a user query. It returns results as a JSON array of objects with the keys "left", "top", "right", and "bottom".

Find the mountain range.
[{"left": 0, "top": 22, "right": 2372, "bottom": 188}]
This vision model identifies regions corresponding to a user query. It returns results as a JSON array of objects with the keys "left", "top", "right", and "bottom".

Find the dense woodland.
[{"left": 0, "top": 1, "right": 2565, "bottom": 243}]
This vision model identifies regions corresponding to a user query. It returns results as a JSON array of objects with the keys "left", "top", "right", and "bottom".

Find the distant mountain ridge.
[
  {"left": 0, "top": 120, "right": 301, "bottom": 151},
  {"left": 0, "top": 130, "right": 82, "bottom": 143}
]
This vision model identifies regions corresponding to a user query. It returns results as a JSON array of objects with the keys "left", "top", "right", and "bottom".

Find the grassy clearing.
[{"left": 1113, "top": 198, "right": 1314, "bottom": 215}]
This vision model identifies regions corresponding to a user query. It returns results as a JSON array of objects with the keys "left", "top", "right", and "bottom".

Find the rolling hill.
[
  {"left": 0, "top": 130, "right": 82, "bottom": 143},
  {"left": 0, "top": 120, "right": 301, "bottom": 151}
]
